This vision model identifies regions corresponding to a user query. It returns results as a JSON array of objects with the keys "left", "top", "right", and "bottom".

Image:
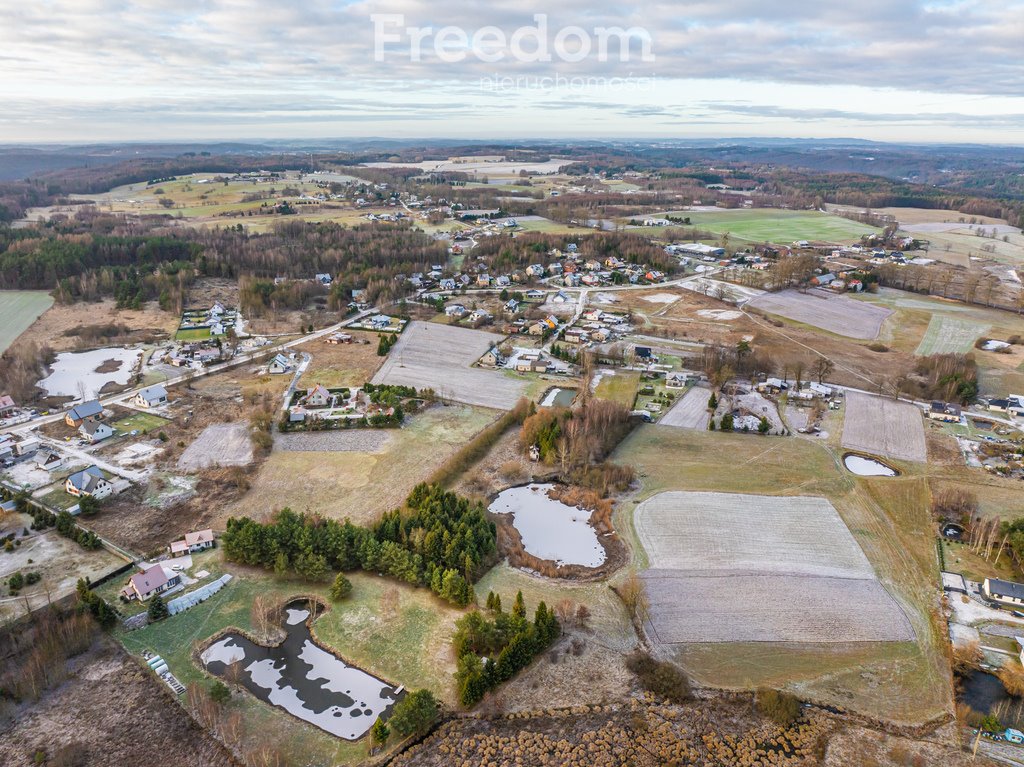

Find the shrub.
[
  {"left": 625, "top": 652, "right": 691, "bottom": 703},
  {"left": 210, "top": 680, "right": 231, "bottom": 705},
  {"left": 756, "top": 688, "right": 801, "bottom": 726},
  {"left": 158, "top": 431, "right": 169, "bottom": 442},
  {"left": 866, "top": 342, "right": 889, "bottom": 352}
]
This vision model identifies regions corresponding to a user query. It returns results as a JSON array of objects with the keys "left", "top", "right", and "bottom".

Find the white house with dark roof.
[
  {"left": 268, "top": 354, "right": 292, "bottom": 375},
  {"left": 65, "top": 466, "right": 113, "bottom": 499},
  {"left": 133, "top": 384, "right": 168, "bottom": 408},
  {"left": 983, "top": 578, "right": 1024, "bottom": 608},
  {"left": 80, "top": 420, "right": 114, "bottom": 444},
  {"left": 128, "top": 564, "right": 181, "bottom": 601}
]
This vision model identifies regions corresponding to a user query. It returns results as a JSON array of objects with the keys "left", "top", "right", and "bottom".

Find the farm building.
[
  {"left": 65, "top": 466, "right": 113, "bottom": 499},
  {"left": 64, "top": 400, "right": 104, "bottom": 427},
  {"left": 983, "top": 578, "right": 1024, "bottom": 608},
  {"left": 133, "top": 384, "right": 168, "bottom": 408}
]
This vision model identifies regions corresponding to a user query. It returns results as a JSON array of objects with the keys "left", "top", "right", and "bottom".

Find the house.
[
  {"left": 811, "top": 273, "right": 836, "bottom": 287},
  {"left": 315, "top": 273, "right": 333, "bottom": 287},
  {"left": 989, "top": 398, "right": 1011, "bottom": 413},
  {"left": 0, "top": 394, "right": 16, "bottom": 417},
  {"left": 439, "top": 278, "right": 457, "bottom": 291},
  {"left": 80, "top": 420, "right": 114, "bottom": 444},
  {"left": 526, "top": 264, "right": 545, "bottom": 278},
  {"left": 525, "top": 289, "right": 545, "bottom": 300},
  {"left": 808, "top": 382, "right": 833, "bottom": 398},
  {"left": 305, "top": 385, "right": 332, "bottom": 408},
  {"left": 983, "top": 578, "right": 1024, "bottom": 607},
  {"left": 563, "top": 273, "right": 581, "bottom": 287},
  {"left": 445, "top": 304, "right": 467, "bottom": 317},
  {"left": 134, "top": 384, "right": 168, "bottom": 408},
  {"left": 65, "top": 466, "right": 113, "bottom": 499},
  {"left": 552, "top": 290, "right": 569, "bottom": 303},
  {"left": 476, "top": 274, "right": 491, "bottom": 287},
  {"left": 65, "top": 400, "right": 104, "bottom": 428},
  {"left": 634, "top": 346, "right": 653, "bottom": 361},
  {"left": 504, "top": 299, "right": 520, "bottom": 315},
  {"left": 495, "top": 275, "right": 511, "bottom": 287},
  {"left": 515, "top": 355, "right": 548, "bottom": 373},
  {"left": 564, "top": 328, "right": 590, "bottom": 345},
  {"left": 169, "top": 528, "right": 215, "bottom": 555},
  {"left": 469, "top": 310, "right": 492, "bottom": 324},
  {"left": 591, "top": 328, "right": 612, "bottom": 343},
  {"left": 929, "top": 401, "right": 962, "bottom": 422},
  {"left": 479, "top": 347, "right": 502, "bottom": 368},
  {"left": 0, "top": 436, "right": 13, "bottom": 460},
  {"left": 326, "top": 332, "right": 352, "bottom": 344},
  {"left": 268, "top": 354, "right": 292, "bottom": 375},
  {"left": 128, "top": 564, "right": 181, "bottom": 601},
  {"left": 36, "top": 451, "right": 66, "bottom": 472}
]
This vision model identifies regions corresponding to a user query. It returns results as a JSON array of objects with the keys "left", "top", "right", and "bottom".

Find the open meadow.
[
  {"left": 612, "top": 425, "right": 950, "bottom": 723},
  {"left": 0, "top": 290, "right": 53, "bottom": 353},
  {"left": 217, "top": 403, "right": 498, "bottom": 528},
  {"left": 842, "top": 391, "right": 928, "bottom": 463}
]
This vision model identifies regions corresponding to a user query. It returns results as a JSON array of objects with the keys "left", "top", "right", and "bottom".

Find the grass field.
[
  {"left": 110, "top": 411, "right": 170, "bottom": 434},
  {"left": 842, "top": 391, "right": 928, "bottom": 463},
  {"left": 746, "top": 289, "right": 893, "bottom": 339},
  {"left": 217, "top": 403, "right": 497, "bottom": 528},
  {"left": 914, "top": 314, "right": 989, "bottom": 355},
  {"left": 118, "top": 559, "right": 462, "bottom": 765},
  {"left": 175, "top": 327, "right": 213, "bottom": 341},
  {"left": 661, "top": 209, "right": 880, "bottom": 244},
  {"left": 0, "top": 290, "right": 54, "bottom": 353},
  {"left": 593, "top": 370, "right": 641, "bottom": 407},
  {"left": 611, "top": 425, "right": 950, "bottom": 724}
]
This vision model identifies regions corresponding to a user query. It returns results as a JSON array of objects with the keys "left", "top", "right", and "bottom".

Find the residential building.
[
  {"left": 983, "top": 578, "right": 1024, "bottom": 608},
  {"left": 65, "top": 466, "right": 113, "bottom": 499},
  {"left": 305, "top": 385, "right": 332, "bottom": 408},
  {"left": 133, "top": 384, "right": 168, "bottom": 408},
  {"left": 80, "top": 420, "right": 114, "bottom": 444},
  {"left": 268, "top": 354, "right": 292, "bottom": 375},
  {"left": 169, "top": 529, "right": 215, "bottom": 556},
  {"left": 929, "top": 401, "right": 962, "bottom": 422},
  {"left": 37, "top": 451, "right": 66, "bottom": 472},
  {"left": 65, "top": 400, "right": 104, "bottom": 428},
  {"left": 0, "top": 394, "right": 16, "bottom": 417},
  {"left": 128, "top": 564, "right": 181, "bottom": 601}
]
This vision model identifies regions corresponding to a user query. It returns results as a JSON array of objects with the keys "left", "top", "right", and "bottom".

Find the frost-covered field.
[
  {"left": 37, "top": 347, "right": 142, "bottom": 398},
  {"left": 635, "top": 491, "right": 913, "bottom": 643},
  {"left": 842, "top": 391, "right": 927, "bottom": 463},
  {"left": 747, "top": 289, "right": 892, "bottom": 339},
  {"left": 372, "top": 321, "right": 527, "bottom": 410}
]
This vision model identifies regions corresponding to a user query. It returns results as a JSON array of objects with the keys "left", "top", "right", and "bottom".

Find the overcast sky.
[{"left": 2, "top": 0, "right": 1024, "bottom": 144}]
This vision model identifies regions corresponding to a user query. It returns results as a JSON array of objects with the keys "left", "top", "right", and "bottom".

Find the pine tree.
[
  {"left": 512, "top": 590, "right": 526, "bottom": 619},
  {"left": 147, "top": 595, "right": 169, "bottom": 622},
  {"left": 370, "top": 717, "right": 390, "bottom": 745},
  {"left": 330, "top": 573, "right": 353, "bottom": 601}
]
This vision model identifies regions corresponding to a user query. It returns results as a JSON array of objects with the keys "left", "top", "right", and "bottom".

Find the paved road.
[{"left": 1, "top": 308, "right": 377, "bottom": 438}]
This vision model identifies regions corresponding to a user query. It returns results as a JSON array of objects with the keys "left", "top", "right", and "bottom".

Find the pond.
[
  {"left": 489, "top": 483, "right": 605, "bottom": 567},
  {"left": 540, "top": 388, "right": 577, "bottom": 408},
  {"left": 843, "top": 453, "right": 898, "bottom": 477},
  {"left": 960, "top": 671, "right": 1012, "bottom": 716},
  {"left": 37, "top": 347, "right": 143, "bottom": 398},
  {"left": 200, "top": 600, "right": 401, "bottom": 740}
]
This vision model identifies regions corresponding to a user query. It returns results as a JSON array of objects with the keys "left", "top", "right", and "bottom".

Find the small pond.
[
  {"left": 540, "top": 388, "right": 577, "bottom": 408},
  {"left": 943, "top": 523, "right": 965, "bottom": 540},
  {"left": 960, "top": 671, "right": 1012, "bottom": 716},
  {"left": 201, "top": 600, "right": 401, "bottom": 740},
  {"left": 843, "top": 453, "right": 898, "bottom": 477},
  {"left": 489, "top": 483, "right": 605, "bottom": 567},
  {"left": 37, "top": 347, "right": 142, "bottom": 398}
]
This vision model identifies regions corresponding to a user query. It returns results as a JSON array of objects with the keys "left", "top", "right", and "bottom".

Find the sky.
[{"left": 2, "top": 0, "right": 1024, "bottom": 144}]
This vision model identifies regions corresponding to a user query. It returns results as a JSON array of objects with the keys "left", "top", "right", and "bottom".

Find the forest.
[{"left": 221, "top": 483, "right": 496, "bottom": 606}]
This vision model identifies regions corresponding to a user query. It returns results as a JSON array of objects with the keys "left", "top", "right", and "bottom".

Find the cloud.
[{"left": 1, "top": 1, "right": 1023, "bottom": 140}]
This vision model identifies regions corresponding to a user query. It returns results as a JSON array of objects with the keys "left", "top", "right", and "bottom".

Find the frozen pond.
[
  {"left": 540, "top": 388, "right": 576, "bottom": 408},
  {"left": 843, "top": 454, "right": 898, "bottom": 477},
  {"left": 489, "top": 484, "right": 605, "bottom": 567},
  {"left": 201, "top": 600, "right": 401, "bottom": 740},
  {"left": 38, "top": 347, "right": 142, "bottom": 398}
]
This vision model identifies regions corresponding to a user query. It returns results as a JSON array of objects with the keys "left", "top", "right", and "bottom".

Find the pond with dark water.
[
  {"left": 201, "top": 600, "right": 401, "bottom": 739},
  {"left": 960, "top": 671, "right": 1012, "bottom": 715}
]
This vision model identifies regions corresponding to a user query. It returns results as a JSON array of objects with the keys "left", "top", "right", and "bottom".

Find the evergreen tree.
[
  {"left": 370, "top": 717, "right": 390, "bottom": 745},
  {"left": 330, "top": 573, "right": 353, "bottom": 601},
  {"left": 388, "top": 690, "right": 438, "bottom": 737},
  {"left": 147, "top": 595, "right": 169, "bottom": 622},
  {"left": 512, "top": 590, "right": 526, "bottom": 619}
]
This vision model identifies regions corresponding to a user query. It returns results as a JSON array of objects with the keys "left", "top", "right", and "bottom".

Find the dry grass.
[
  {"left": 842, "top": 391, "right": 927, "bottom": 463},
  {"left": 294, "top": 330, "right": 384, "bottom": 388},
  {"left": 746, "top": 289, "right": 893, "bottom": 340},
  {"left": 216, "top": 403, "right": 498, "bottom": 527},
  {"left": 13, "top": 298, "right": 179, "bottom": 353}
]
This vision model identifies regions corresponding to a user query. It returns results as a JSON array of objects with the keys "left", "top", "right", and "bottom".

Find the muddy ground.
[{"left": 0, "top": 639, "right": 237, "bottom": 767}]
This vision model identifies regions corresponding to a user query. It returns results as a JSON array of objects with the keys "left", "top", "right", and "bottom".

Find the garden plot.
[
  {"left": 842, "top": 391, "right": 927, "bottom": 463},
  {"left": 659, "top": 387, "right": 710, "bottom": 429},
  {"left": 37, "top": 347, "right": 143, "bottom": 398},
  {"left": 635, "top": 491, "right": 913, "bottom": 644},
  {"left": 915, "top": 315, "right": 989, "bottom": 355},
  {"left": 746, "top": 289, "right": 892, "bottom": 339},
  {"left": 372, "top": 321, "right": 527, "bottom": 410},
  {"left": 177, "top": 422, "right": 253, "bottom": 471}
]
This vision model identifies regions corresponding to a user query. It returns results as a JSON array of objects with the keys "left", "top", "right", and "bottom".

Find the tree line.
[
  {"left": 454, "top": 590, "right": 560, "bottom": 706},
  {"left": 221, "top": 483, "right": 496, "bottom": 607}
]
